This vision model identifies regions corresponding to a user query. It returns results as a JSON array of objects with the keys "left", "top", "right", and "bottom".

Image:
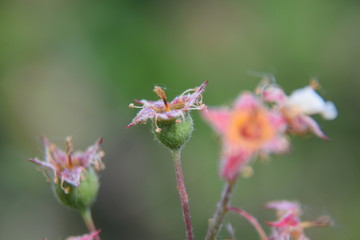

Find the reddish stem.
[
  {"left": 205, "top": 179, "right": 237, "bottom": 240},
  {"left": 172, "top": 150, "right": 194, "bottom": 240},
  {"left": 228, "top": 206, "right": 268, "bottom": 240}
]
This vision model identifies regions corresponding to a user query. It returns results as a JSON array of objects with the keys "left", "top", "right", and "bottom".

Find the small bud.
[
  {"left": 53, "top": 168, "right": 99, "bottom": 211},
  {"left": 152, "top": 114, "right": 194, "bottom": 151}
]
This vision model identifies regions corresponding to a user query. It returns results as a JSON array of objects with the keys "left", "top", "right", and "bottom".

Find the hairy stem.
[
  {"left": 172, "top": 149, "right": 194, "bottom": 240},
  {"left": 205, "top": 179, "right": 237, "bottom": 240},
  {"left": 228, "top": 206, "right": 268, "bottom": 240},
  {"left": 81, "top": 208, "right": 100, "bottom": 240}
]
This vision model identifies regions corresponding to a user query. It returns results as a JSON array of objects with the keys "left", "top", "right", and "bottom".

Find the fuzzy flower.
[
  {"left": 258, "top": 80, "right": 337, "bottom": 140},
  {"left": 29, "top": 137, "right": 105, "bottom": 193},
  {"left": 202, "top": 93, "right": 289, "bottom": 181},
  {"left": 266, "top": 200, "right": 333, "bottom": 240},
  {"left": 127, "top": 81, "right": 208, "bottom": 131}
]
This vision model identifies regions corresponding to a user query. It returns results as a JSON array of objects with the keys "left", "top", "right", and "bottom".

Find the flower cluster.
[
  {"left": 27, "top": 79, "right": 336, "bottom": 240},
  {"left": 202, "top": 80, "right": 337, "bottom": 181},
  {"left": 29, "top": 137, "right": 105, "bottom": 193},
  {"left": 258, "top": 80, "right": 337, "bottom": 140},
  {"left": 202, "top": 92, "right": 289, "bottom": 181},
  {"left": 266, "top": 200, "right": 333, "bottom": 240}
]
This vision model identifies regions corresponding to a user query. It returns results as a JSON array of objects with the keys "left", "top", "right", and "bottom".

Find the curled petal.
[
  {"left": 295, "top": 115, "right": 329, "bottom": 140},
  {"left": 267, "top": 213, "right": 299, "bottom": 228}
]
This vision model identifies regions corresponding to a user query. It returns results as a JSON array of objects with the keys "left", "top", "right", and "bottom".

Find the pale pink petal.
[
  {"left": 157, "top": 109, "right": 184, "bottom": 120},
  {"left": 300, "top": 115, "right": 329, "bottom": 140},
  {"left": 42, "top": 137, "right": 67, "bottom": 165},
  {"left": 261, "top": 136, "right": 289, "bottom": 154},
  {"left": 234, "top": 93, "right": 259, "bottom": 110},
  {"left": 77, "top": 138, "right": 103, "bottom": 166},
  {"left": 182, "top": 81, "right": 208, "bottom": 108},
  {"left": 268, "top": 112, "right": 287, "bottom": 131},
  {"left": 262, "top": 86, "right": 287, "bottom": 104},
  {"left": 61, "top": 167, "right": 84, "bottom": 187},
  {"left": 28, "top": 157, "right": 56, "bottom": 172},
  {"left": 265, "top": 200, "right": 300, "bottom": 213},
  {"left": 126, "top": 107, "right": 157, "bottom": 128},
  {"left": 201, "top": 107, "right": 231, "bottom": 135}
]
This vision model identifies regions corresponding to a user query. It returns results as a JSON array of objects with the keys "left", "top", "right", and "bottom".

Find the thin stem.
[
  {"left": 80, "top": 208, "right": 101, "bottom": 240},
  {"left": 205, "top": 179, "right": 237, "bottom": 240},
  {"left": 228, "top": 206, "right": 268, "bottom": 240},
  {"left": 172, "top": 149, "right": 194, "bottom": 240}
]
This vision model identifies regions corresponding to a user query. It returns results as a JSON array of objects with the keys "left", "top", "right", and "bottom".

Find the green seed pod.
[
  {"left": 53, "top": 168, "right": 99, "bottom": 212},
  {"left": 153, "top": 114, "right": 194, "bottom": 151}
]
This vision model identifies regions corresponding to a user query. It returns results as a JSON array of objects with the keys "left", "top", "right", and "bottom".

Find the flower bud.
[
  {"left": 53, "top": 168, "right": 99, "bottom": 211},
  {"left": 152, "top": 114, "right": 194, "bottom": 151}
]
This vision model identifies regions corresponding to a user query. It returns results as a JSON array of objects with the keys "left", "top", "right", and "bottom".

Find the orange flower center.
[{"left": 227, "top": 108, "right": 275, "bottom": 151}]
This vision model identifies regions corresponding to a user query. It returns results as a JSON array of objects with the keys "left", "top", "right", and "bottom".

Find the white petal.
[
  {"left": 322, "top": 101, "right": 337, "bottom": 120},
  {"left": 286, "top": 86, "right": 337, "bottom": 119}
]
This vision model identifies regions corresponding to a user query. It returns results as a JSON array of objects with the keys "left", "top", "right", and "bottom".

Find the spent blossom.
[
  {"left": 29, "top": 137, "right": 105, "bottom": 193},
  {"left": 266, "top": 200, "right": 333, "bottom": 240},
  {"left": 202, "top": 92, "right": 289, "bottom": 181},
  {"left": 258, "top": 80, "right": 337, "bottom": 140},
  {"left": 127, "top": 81, "right": 207, "bottom": 132}
]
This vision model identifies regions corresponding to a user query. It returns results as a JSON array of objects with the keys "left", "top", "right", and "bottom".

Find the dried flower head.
[
  {"left": 127, "top": 81, "right": 208, "bottom": 131},
  {"left": 266, "top": 200, "right": 333, "bottom": 240},
  {"left": 202, "top": 93, "right": 289, "bottom": 181},
  {"left": 258, "top": 80, "right": 337, "bottom": 140},
  {"left": 29, "top": 137, "right": 105, "bottom": 193}
]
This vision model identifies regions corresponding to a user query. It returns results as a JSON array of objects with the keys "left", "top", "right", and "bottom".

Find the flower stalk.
[
  {"left": 172, "top": 149, "right": 194, "bottom": 240},
  {"left": 205, "top": 179, "right": 237, "bottom": 240},
  {"left": 228, "top": 206, "right": 268, "bottom": 240},
  {"left": 81, "top": 209, "right": 100, "bottom": 240}
]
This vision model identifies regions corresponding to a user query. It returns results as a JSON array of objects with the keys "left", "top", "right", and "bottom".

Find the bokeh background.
[{"left": 0, "top": 0, "right": 359, "bottom": 239}]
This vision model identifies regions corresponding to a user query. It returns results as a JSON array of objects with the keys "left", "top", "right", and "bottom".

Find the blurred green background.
[{"left": 0, "top": 0, "right": 359, "bottom": 239}]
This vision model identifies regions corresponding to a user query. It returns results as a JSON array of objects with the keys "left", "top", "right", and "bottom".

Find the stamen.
[
  {"left": 310, "top": 78, "right": 320, "bottom": 90},
  {"left": 129, "top": 103, "right": 144, "bottom": 109},
  {"left": 154, "top": 86, "right": 171, "bottom": 112},
  {"left": 61, "top": 177, "right": 70, "bottom": 194},
  {"left": 53, "top": 176, "right": 59, "bottom": 184},
  {"left": 154, "top": 114, "right": 162, "bottom": 132},
  {"left": 65, "top": 137, "right": 73, "bottom": 168}
]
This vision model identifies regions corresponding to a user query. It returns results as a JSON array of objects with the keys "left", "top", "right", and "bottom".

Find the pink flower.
[
  {"left": 65, "top": 230, "right": 101, "bottom": 240},
  {"left": 266, "top": 200, "right": 333, "bottom": 240},
  {"left": 127, "top": 81, "right": 208, "bottom": 131},
  {"left": 258, "top": 81, "right": 337, "bottom": 140},
  {"left": 202, "top": 93, "right": 289, "bottom": 181},
  {"left": 29, "top": 137, "right": 105, "bottom": 193}
]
